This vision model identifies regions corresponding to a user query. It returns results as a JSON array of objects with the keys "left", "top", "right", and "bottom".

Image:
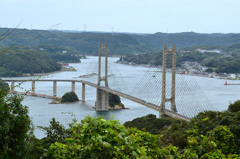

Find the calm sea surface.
[{"left": 3, "top": 56, "right": 240, "bottom": 138}]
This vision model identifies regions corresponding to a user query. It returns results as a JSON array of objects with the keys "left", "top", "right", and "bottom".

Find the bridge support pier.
[
  {"left": 53, "top": 81, "right": 57, "bottom": 97},
  {"left": 71, "top": 81, "right": 75, "bottom": 92},
  {"left": 11, "top": 81, "right": 15, "bottom": 91},
  {"left": 96, "top": 41, "right": 109, "bottom": 111},
  {"left": 96, "top": 88, "right": 109, "bottom": 111},
  {"left": 82, "top": 83, "right": 85, "bottom": 102},
  {"left": 32, "top": 81, "right": 35, "bottom": 94}
]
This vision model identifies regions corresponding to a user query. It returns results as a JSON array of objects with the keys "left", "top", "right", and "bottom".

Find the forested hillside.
[
  {"left": 123, "top": 43, "right": 240, "bottom": 73},
  {"left": 1, "top": 28, "right": 240, "bottom": 54},
  {"left": 31, "top": 44, "right": 81, "bottom": 63},
  {"left": 1, "top": 28, "right": 240, "bottom": 76},
  {"left": 0, "top": 48, "right": 61, "bottom": 77}
]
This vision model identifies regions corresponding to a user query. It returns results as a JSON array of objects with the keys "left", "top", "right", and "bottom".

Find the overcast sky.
[{"left": 1, "top": 0, "right": 239, "bottom": 34}]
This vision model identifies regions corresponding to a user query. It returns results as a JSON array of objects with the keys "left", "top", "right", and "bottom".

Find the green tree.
[
  {"left": 160, "top": 109, "right": 240, "bottom": 156},
  {"left": 183, "top": 119, "right": 237, "bottom": 157},
  {"left": 228, "top": 100, "right": 240, "bottom": 113},
  {"left": 0, "top": 78, "right": 10, "bottom": 92},
  {"left": 124, "top": 114, "right": 183, "bottom": 134},
  {"left": 30, "top": 118, "right": 71, "bottom": 158},
  {"left": 44, "top": 115, "right": 240, "bottom": 158},
  {"left": 0, "top": 89, "right": 31, "bottom": 158},
  {"left": 45, "top": 115, "right": 180, "bottom": 158},
  {"left": 109, "top": 93, "right": 121, "bottom": 108},
  {"left": 61, "top": 91, "right": 79, "bottom": 103}
]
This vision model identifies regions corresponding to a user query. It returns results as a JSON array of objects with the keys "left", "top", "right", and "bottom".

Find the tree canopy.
[
  {"left": 0, "top": 87, "right": 31, "bottom": 158},
  {"left": 1, "top": 88, "right": 240, "bottom": 158},
  {"left": 61, "top": 91, "right": 79, "bottom": 103},
  {"left": 0, "top": 48, "right": 62, "bottom": 77},
  {"left": 1, "top": 28, "right": 240, "bottom": 55}
]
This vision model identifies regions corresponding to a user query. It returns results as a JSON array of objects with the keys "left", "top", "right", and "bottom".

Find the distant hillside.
[
  {"left": 123, "top": 42, "right": 240, "bottom": 73},
  {"left": 222, "top": 43, "right": 240, "bottom": 56},
  {"left": 0, "top": 48, "right": 61, "bottom": 77},
  {"left": 31, "top": 44, "right": 80, "bottom": 63},
  {"left": 1, "top": 28, "right": 240, "bottom": 54}
]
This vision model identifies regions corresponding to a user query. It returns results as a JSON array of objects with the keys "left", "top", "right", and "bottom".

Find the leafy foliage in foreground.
[
  {"left": 30, "top": 118, "right": 71, "bottom": 158},
  {"left": 45, "top": 114, "right": 240, "bottom": 158},
  {"left": 159, "top": 102, "right": 240, "bottom": 155},
  {"left": 46, "top": 115, "right": 173, "bottom": 158},
  {"left": 1, "top": 79, "right": 240, "bottom": 158},
  {"left": 0, "top": 88, "right": 31, "bottom": 158},
  {"left": 124, "top": 114, "right": 183, "bottom": 134},
  {"left": 228, "top": 100, "right": 240, "bottom": 113},
  {"left": 0, "top": 78, "right": 9, "bottom": 92}
]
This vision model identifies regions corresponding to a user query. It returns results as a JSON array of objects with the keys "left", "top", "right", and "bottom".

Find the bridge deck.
[
  {"left": 98, "top": 86, "right": 191, "bottom": 121},
  {"left": 4, "top": 79, "right": 191, "bottom": 121}
]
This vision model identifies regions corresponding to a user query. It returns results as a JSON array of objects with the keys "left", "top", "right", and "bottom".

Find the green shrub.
[
  {"left": 109, "top": 93, "right": 121, "bottom": 108},
  {"left": 228, "top": 100, "right": 240, "bottom": 113},
  {"left": 46, "top": 115, "right": 171, "bottom": 158},
  {"left": 208, "top": 125, "right": 237, "bottom": 154},
  {"left": 0, "top": 78, "right": 9, "bottom": 92},
  {"left": 124, "top": 114, "right": 183, "bottom": 134},
  {"left": 61, "top": 91, "right": 79, "bottom": 103},
  {"left": 0, "top": 89, "right": 31, "bottom": 158}
]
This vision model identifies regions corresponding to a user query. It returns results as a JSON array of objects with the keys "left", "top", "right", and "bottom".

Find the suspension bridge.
[{"left": 3, "top": 42, "right": 215, "bottom": 121}]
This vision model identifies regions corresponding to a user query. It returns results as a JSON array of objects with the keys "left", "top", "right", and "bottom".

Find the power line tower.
[
  {"left": 96, "top": 41, "right": 109, "bottom": 111},
  {"left": 159, "top": 43, "right": 177, "bottom": 118}
]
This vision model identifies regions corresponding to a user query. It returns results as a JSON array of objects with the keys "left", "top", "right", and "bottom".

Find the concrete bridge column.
[
  {"left": 53, "top": 81, "right": 57, "bottom": 96},
  {"left": 160, "top": 44, "right": 167, "bottom": 118},
  {"left": 160, "top": 43, "right": 177, "bottom": 118},
  {"left": 32, "top": 81, "right": 35, "bottom": 94},
  {"left": 171, "top": 44, "right": 177, "bottom": 112},
  {"left": 11, "top": 81, "right": 15, "bottom": 91},
  {"left": 96, "top": 88, "right": 109, "bottom": 111},
  {"left": 82, "top": 83, "right": 85, "bottom": 102},
  {"left": 71, "top": 81, "right": 75, "bottom": 92},
  {"left": 96, "top": 41, "right": 109, "bottom": 111}
]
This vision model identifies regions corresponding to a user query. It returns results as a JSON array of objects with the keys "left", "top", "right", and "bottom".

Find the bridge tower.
[
  {"left": 159, "top": 43, "right": 177, "bottom": 118},
  {"left": 96, "top": 41, "right": 109, "bottom": 111}
]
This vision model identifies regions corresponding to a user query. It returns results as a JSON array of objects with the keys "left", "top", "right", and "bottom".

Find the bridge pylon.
[
  {"left": 96, "top": 41, "right": 109, "bottom": 111},
  {"left": 159, "top": 43, "right": 177, "bottom": 118}
]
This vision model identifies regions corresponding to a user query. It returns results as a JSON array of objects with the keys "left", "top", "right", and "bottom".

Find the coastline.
[
  {"left": 22, "top": 68, "right": 76, "bottom": 77},
  {"left": 21, "top": 64, "right": 78, "bottom": 77},
  {"left": 31, "top": 70, "right": 63, "bottom": 76},
  {"left": 117, "top": 62, "right": 240, "bottom": 80},
  {"left": 92, "top": 107, "right": 129, "bottom": 110}
]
